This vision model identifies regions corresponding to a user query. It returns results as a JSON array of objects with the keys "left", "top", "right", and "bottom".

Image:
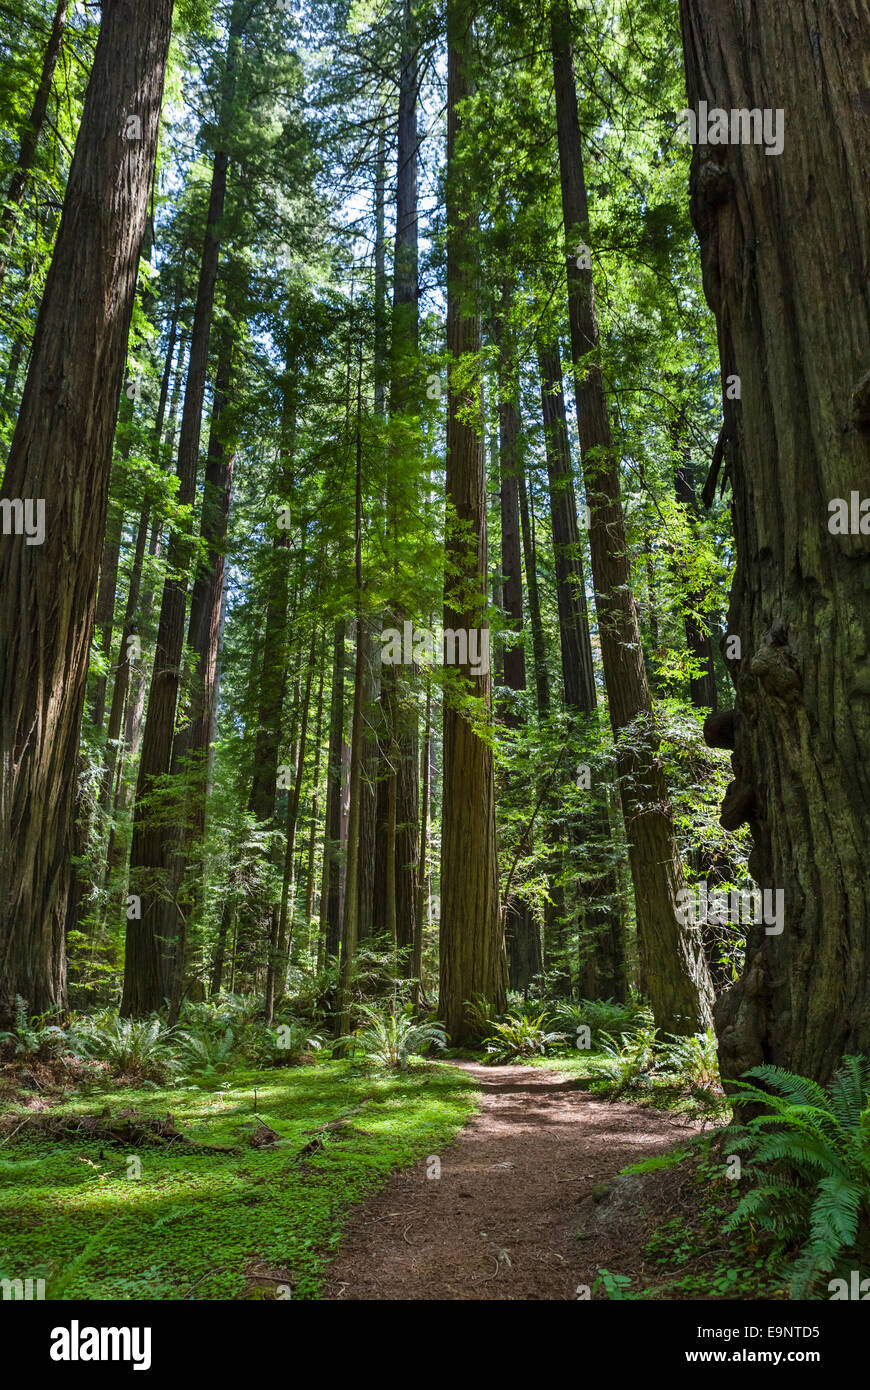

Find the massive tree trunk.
[
  {"left": 0, "top": 0, "right": 68, "bottom": 293},
  {"left": 551, "top": 1, "right": 713, "bottom": 1032},
  {"left": 439, "top": 0, "right": 507, "bottom": 1043},
  {"left": 0, "top": 0, "right": 175, "bottom": 1028},
  {"left": 679, "top": 0, "right": 870, "bottom": 1081}
]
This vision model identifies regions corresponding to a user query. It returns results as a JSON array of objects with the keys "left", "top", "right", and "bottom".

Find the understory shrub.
[{"left": 724, "top": 1054, "right": 870, "bottom": 1297}]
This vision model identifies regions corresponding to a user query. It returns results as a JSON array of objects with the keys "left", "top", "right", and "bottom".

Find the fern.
[
  {"left": 725, "top": 1054, "right": 870, "bottom": 1297},
  {"left": 483, "top": 1013, "right": 566, "bottom": 1063},
  {"left": 352, "top": 1004, "right": 447, "bottom": 1071}
]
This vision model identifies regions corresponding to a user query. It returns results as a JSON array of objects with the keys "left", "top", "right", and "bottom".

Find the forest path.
[{"left": 322, "top": 1061, "right": 700, "bottom": 1300}]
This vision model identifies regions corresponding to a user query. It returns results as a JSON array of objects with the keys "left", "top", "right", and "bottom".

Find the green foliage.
[
  {"left": 352, "top": 1004, "right": 447, "bottom": 1071},
  {"left": 71, "top": 1012, "right": 175, "bottom": 1080},
  {"left": 593, "top": 1268, "right": 635, "bottom": 1300},
  {"left": 463, "top": 992, "right": 500, "bottom": 1040},
  {"left": 654, "top": 1030, "right": 720, "bottom": 1091},
  {"left": 0, "top": 1059, "right": 477, "bottom": 1300},
  {"left": 549, "top": 996, "right": 652, "bottom": 1044},
  {"left": 257, "top": 1022, "right": 328, "bottom": 1066},
  {"left": 0, "top": 996, "right": 70, "bottom": 1060},
  {"left": 174, "top": 1027, "right": 237, "bottom": 1080},
  {"left": 588, "top": 1026, "right": 660, "bottom": 1096},
  {"left": 483, "top": 1012, "right": 567, "bottom": 1063},
  {"left": 724, "top": 1055, "right": 870, "bottom": 1297}
]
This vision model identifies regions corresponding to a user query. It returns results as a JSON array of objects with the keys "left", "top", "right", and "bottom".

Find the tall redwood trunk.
[
  {"left": 165, "top": 330, "right": 237, "bottom": 1020},
  {"left": 538, "top": 334, "right": 625, "bottom": 1000},
  {"left": 101, "top": 294, "right": 182, "bottom": 815},
  {"left": 551, "top": 0, "right": 712, "bottom": 1032},
  {"left": 518, "top": 459, "right": 550, "bottom": 715},
  {"left": 336, "top": 354, "right": 367, "bottom": 1036},
  {"left": 679, "top": 0, "right": 870, "bottom": 1081},
  {"left": 496, "top": 296, "right": 540, "bottom": 991},
  {"left": 320, "top": 620, "right": 347, "bottom": 960},
  {"left": 497, "top": 301, "right": 527, "bottom": 709},
  {"left": 123, "top": 6, "right": 244, "bottom": 1014},
  {"left": 439, "top": 0, "right": 507, "bottom": 1043},
  {"left": 379, "top": 0, "right": 421, "bottom": 963},
  {"left": 537, "top": 338, "right": 596, "bottom": 711},
  {"left": 0, "top": 0, "right": 175, "bottom": 1028}
]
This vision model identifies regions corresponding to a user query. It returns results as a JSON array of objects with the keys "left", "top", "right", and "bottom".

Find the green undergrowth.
[
  {"left": 0, "top": 1058, "right": 477, "bottom": 1301},
  {"left": 515, "top": 1051, "right": 731, "bottom": 1120},
  {"left": 593, "top": 1134, "right": 788, "bottom": 1301}
]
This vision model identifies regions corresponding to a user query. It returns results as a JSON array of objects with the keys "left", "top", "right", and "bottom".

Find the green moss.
[{"left": 0, "top": 1059, "right": 477, "bottom": 1301}]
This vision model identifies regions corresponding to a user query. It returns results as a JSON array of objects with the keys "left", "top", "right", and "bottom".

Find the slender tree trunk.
[
  {"left": 101, "top": 296, "right": 182, "bottom": 815},
  {"left": 357, "top": 621, "right": 380, "bottom": 943},
  {"left": 90, "top": 500, "right": 125, "bottom": 731},
  {"left": 269, "top": 627, "right": 317, "bottom": 1019},
  {"left": 496, "top": 294, "right": 540, "bottom": 991},
  {"left": 518, "top": 459, "right": 550, "bottom": 716},
  {"left": 673, "top": 443, "right": 717, "bottom": 710},
  {"left": 336, "top": 354, "right": 366, "bottom": 1037},
  {"left": 413, "top": 674, "right": 431, "bottom": 1006},
  {"left": 680, "top": 0, "right": 870, "bottom": 1081},
  {"left": 538, "top": 338, "right": 597, "bottom": 710},
  {"left": 0, "top": 0, "right": 175, "bottom": 1027},
  {"left": 0, "top": 0, "right": 67, "bottom": 293},
  {"left": 123, "top": 4, "right": 245, "bottom": 1014},
  {"left": 497, "top": 297, "right": 527, "bottom": 712},
  {"left": 439, "top": 0, "right": 507, "bottom": 1043},
  {"left": 551, "top": 0, "right": 712, "bottom": 1032},
  {"left": 302, "top": 643, "right": 326, "bottom": 960},
  {"left": 320, "top": 620, "right": 347, "bottom": 960},
  {"left": 165, "top": 329, "right": 237, "bottom": 1022},
  {"left": 381, "top": 0, "right": 421, "bottom": 964},
  {"left": 1, "top": 336, "right": 24, "bottom": 425},
  {"left": 119, "top": 329, "right": 188, "bottom": 787}
]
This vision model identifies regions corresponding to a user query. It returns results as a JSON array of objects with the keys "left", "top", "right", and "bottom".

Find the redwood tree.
[
  {"left": 551, "top": 0, "right": 713, "bottom": 1032},
  {"left": 680, "top": 0, "right": 870, "bottom": 1082},
  {"left": 439, "top": 0, "right": 507, "bottom": 1042},
  {"left": 0, "top": 0, "right": 175, "bottom": 1027}
]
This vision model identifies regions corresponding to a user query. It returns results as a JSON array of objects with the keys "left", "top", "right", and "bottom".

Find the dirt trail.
[{"left": 323, "top": 1061, "right": 702, "bottom": 1300}]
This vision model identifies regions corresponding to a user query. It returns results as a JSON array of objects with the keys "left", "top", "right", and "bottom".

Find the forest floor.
[
  {"left": 1, "top": 1054, "right": 784, "bottom": 1300},
  {"left": 323, "top": 1060, "right": 725, "bottom": 1301}
]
